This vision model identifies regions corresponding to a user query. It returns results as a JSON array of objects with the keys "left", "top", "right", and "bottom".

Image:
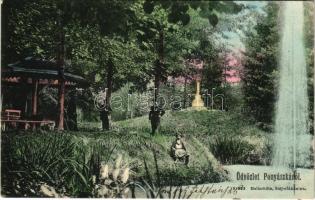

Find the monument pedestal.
[{"left": 192, "top": 80, "right": 207, "bottom": 111}]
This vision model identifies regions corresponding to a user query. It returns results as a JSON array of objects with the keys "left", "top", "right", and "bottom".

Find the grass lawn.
[{"left": 1, "top": 110, "right": 272, "bottom": 197}]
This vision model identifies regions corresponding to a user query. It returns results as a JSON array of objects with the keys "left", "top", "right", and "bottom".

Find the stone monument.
[{"left": 190, "top": 59, "right": 206, "bottom": 110}]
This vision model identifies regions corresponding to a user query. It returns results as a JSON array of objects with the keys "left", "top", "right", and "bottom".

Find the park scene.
[{"left": 1, "top": 0, "right": 314, "bottom": 198}]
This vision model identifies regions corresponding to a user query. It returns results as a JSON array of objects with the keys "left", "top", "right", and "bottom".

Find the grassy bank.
[{"left": 1, "top": 110, "right": 271, "bottom": 197}]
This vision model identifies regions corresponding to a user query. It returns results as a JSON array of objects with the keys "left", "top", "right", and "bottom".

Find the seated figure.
[{"left": 170, "top": 133, "right": 189, "bottom": 165}]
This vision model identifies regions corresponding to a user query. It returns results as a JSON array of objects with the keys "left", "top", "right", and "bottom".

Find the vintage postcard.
[{"left": 1, "top": 0, "right": 314, "bottom": 198}]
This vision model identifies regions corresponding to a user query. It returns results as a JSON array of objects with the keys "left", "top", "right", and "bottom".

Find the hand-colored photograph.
[{"left": 1, "top": 0, "right": 314, "bottom": 198}]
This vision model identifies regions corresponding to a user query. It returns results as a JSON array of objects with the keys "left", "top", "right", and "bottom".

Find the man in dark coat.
[
  {"left": 100, "top": 105, "right": 112, "bottom": 130},
  {"left": 149, "top": 105, "right": 165, "bottom": 135}
]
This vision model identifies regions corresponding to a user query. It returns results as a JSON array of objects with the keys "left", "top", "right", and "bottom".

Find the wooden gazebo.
[{"left": 1, "top": 57, "right": 88, "bottom": 130}]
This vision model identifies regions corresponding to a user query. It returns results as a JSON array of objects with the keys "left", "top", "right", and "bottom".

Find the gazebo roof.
[{"left": 2, "top": 57, "right": 89, "bottom": 87}]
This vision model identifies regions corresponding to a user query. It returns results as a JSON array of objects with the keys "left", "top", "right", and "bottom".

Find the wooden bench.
[
  {"left": 1, "top": 119, "right": 55, "bottom": 131},
  {"left": 2, "top": 109, "right": 21, "bottom": 120},
  {"left": 1, "top": 109, "right": 55, "bottom": 131}
]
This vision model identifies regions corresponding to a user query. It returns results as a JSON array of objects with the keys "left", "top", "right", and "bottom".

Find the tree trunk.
[
  {"left": 106, "top": 60, "right": 113, "bottom": 107},
  {"left": 66, "top": 90, "right": 78, "bottom": 131},
  {"left": 149, "top": 29, "right": 165, "bottom": 135},
  {"left": 101, "top": 59, "right": 114, "bottom": 131},
  {"left": 58, "top": 81, "right": 65, "bottom": 131},
  {"left": 183, "top": 77, "right": 187, "bottom": 109},
  {"left": 154, "top": 29, "right": 164, "bottom": 104}
]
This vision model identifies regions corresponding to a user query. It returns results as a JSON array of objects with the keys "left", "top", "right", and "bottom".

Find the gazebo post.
[
  {"left": 32, "top": 79, "right": 38, "bottom": 115},
  {"left": 57, "top": 81, "right": 65, "bottom": 131},
  {"left": 32, "top": 79, "right": 38, "bottom": 130},
  {"left": 1, "top": 93, "right": 3, "bottom": 111}
]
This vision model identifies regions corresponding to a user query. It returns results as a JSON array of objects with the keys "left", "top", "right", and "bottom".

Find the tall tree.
[
  {"left": 242, "top": 2, "right": 280, "bottom": 125},
  {"left": 140, "top": 1, "right": 244, "bottom": 104},
  {"left": 68, "top": 21, "right": 154, "bottom": 130},
  {"left": 134, "top": 1, "right": 244, "bottom": 134}
]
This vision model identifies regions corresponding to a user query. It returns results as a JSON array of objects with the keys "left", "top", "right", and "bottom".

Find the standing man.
[
  {"left": 100, "top": 105, "right": 112, "bottom": 130},
  {"left": 149, "top": 104, "right": 165, "bottom": 135}
]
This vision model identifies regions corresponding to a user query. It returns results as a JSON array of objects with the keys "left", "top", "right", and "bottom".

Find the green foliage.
[
  {"left": 110, "top": 84, "right": 149, "bottom": 121},
  {"left": 133, "top": 1, "right": 243, "bottom": 107},
  {"left": 202, "top": 57, "right": 224, "bottom": 91},
  {"left": 2, "top": 132, "right": 91, "bottom": 197},
  {"left": 1, "top": 131, "right": 123, "bottom": 197},
  {"left": 2, "top": 0, "right": 246, "bottom": 130},
  {"left": 69, "top": 0, "right": 137, "bottom": 38},
  {"left": 159, "top": 163, "right": 223, "bottom": 186},
  {"left": 2, "top": 109, "right": 273, "bottom": 197},
  {"left": 209, "top": 135, "right": 255, "bottom": 164},
  {"left": 182, "top": 9, "right": 230, "bottom": 94},
  {"left": 221, "top": 85, "right": 244, "bottom": 112},
  {"left": 1, "top": 129, "right": 225, "bottom": 197},
  {"left": 209, "top": 133, "right": 273, "bottom": 165},
  {"left": 143, "top": 1, "right": 243, "bottom": 27},
  {"left": 242, "top": 2, "right": 280, "bottom": 124},
  {"left": 2, "top": 0, "right": 59, "bottom": 63}
]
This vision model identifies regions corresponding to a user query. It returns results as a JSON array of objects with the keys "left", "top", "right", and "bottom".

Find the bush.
[
  {"left": 209, "top": 135, "right": 255, "bottom": 164},
  {"left": 110, "top": 84, "right": 152, "bottom": 121},
  {"left": 159, "top": 164, "right": 224, "bottom": 186},
  {"left": 1, "top": 132, "right": 116, "bottom": 197}
]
